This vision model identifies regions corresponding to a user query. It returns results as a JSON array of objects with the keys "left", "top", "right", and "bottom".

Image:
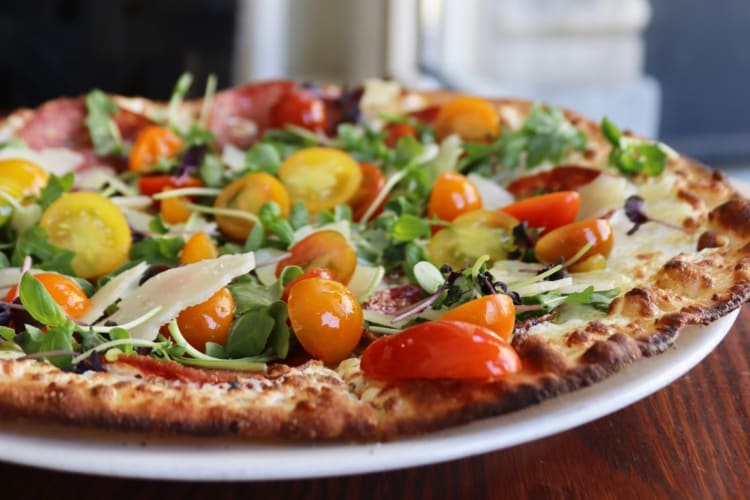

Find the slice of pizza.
[{"left": 0, "top": 77, "right": 747, "bottom": 440}]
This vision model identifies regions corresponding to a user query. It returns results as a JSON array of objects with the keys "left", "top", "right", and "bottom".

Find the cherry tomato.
[
  {"left": 129, "top": 126, "right": 183, "bottom": 173},
  {"left": 214, "top": 172, "right": 291, "bottom": 242},
  {"left": 275, "top": 230, "right": 357, "bottom": 284},
  {"left": 361, "top": 320, "right": 521, "bottom": 380},
  {"left": 281, "top": 267, "right": 334, "bottom": 302},
  {"left": 383, "top": 122, "right": 418, "bottom": 148},
  {"left": 428, "top": 172, "right": 482, "bottom": 222},
  {"left": 428, "top": 209, "right": 518, "bottom": 268},
  {"left": 441, "top": 294, "right": 515, "bottom": 341},
  {"left": 137, "top": 175, "right": 203, "bottom": 197},
  {"left": 39, "top": 192, "right": 132, "bottom": 279},
  {"left": 271, "top": 88, "right": 327, "bottom": 132},
  {"left": 287, "top": 277, "right": 363, "bottom": 364},
  {"left": 505, "top": 166, "right": 601, "bottom": 198},
  {"left": 0, "top": 178, "right": 24, "bottom": 226},
  {"left": 500, "top": 191, "right": 580, "bottom": 234},
  {"left": 180, "top": 231, "right": 218, "bottom": 265},
  {"left": 176, "top": 287, "right": 236, "bottom": 352},
  {"left": 433, "top": 96, "right": 500, "bottom": 142},
  {"left": 535, "top": 219, "right": 613, "bottom": 271},
  {"left": 159, "top": 190, "right": 192, "bottom": 224},
  {"left": 349, "top": 162, "right": 386, "bottom": 222},
  {"left": 278, "top": 147, "right": 362, "bottom": 213},
  {"left": 5, "top": 273, "right": 90, "bottom": 319},
  {"left": 0, "top": 159, "right": 49, "bottom": 196}
]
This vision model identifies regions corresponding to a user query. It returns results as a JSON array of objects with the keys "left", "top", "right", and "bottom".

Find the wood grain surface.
[{"left": 0, "top": 307, "right": 748, "bottom": 500}]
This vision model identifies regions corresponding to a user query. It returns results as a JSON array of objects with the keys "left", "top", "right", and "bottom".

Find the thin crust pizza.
[{"left": 0, "top": 77, "right": 747, "bottom": 441}]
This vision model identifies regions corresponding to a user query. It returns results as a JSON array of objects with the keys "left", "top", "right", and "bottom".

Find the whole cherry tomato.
[
  {"left": 505, "top": 166, "right": 601, "bottom": 198},
  {"left": 360, "top": 320, "right": 521, "bottom": 380},
  {"left": 428, "top": 171, "right": 483, "bottom": 222},
  {"left": 281, "top": 267, "right": 334, "bottom": 302},
  {"left": 176, "top": 287, "right": 236, "bottom": 352},
  {"left": 500, "top": 191, "right": 580, "bottom": 235},
  {"left": 275, "top": 230, "right": 357, "bottom": 284},
  {"left": 433, "top": 96, "right": 500, "bottom": 142},
  {"left": 441, "top": 294, "right": 515, "bottom": 341},
  {"left": 6, "top": 273, "right": 90, "bottom": 319},
  {"left": 129, "top": 126, "right": 183, "bottom": 173},
  {"left": 137, "top": 175, "right": 203, "bottom": 197},
  {"left": 535, "top": 219, "right": 613, "bottom": 271},
  {"left": 383, "top": 122, "right": 418, "bottom": 148},
  {"left": 287, "top": 277, "right": 363, "bottom": 364},
  {"left": 349, "top": 162, "right": 386, "bottom": 222},
  {"left": 271, "top": 88, "right": 327, "bottom": 132}
]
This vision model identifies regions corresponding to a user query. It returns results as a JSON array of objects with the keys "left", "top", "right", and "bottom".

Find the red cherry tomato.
[
  {"left": 275, "top": 230, "right": 357, "bottom": 284},
  {"left": 428, "top": 172, "right": 483, "bottom": 222},
  {"left": 505, "top": 166, "right": 601, "bottom": 198},
  {"left": 287, "top": 277, "right": 363, "bottom": 364},
  {"left": 500, "top": 191, "right": 580, "bottom": 234},
  {"left": 6, "top": 273, "right": 90, "bottom": 319},
  {"left": 349, "top": 162, "right": 387, "bottom": 222},
  {"left": 383, "top": 123, "right": 418, "bottom": 148},
  {"left": 361, "top": 320, "right": 521, "bottom": 380},
  {"left": 281, "top": 267, "right": 334, "bottom": 302},
  {"left": 137, "top": 175, "right": 203, "bottom": 197},
  {"left": 271, "top": 89, "right": 327, "bottom": 132},
  {"left": 441, "top": 294, "right": 515, "bottom": 341}
]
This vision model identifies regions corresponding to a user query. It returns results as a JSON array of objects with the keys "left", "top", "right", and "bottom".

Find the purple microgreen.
[{"left": 624, "top": 195, "right": 692, "bottom": 236}]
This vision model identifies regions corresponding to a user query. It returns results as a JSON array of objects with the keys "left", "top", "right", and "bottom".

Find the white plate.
[{"left": 0, "top": 310, "right": 739, "bottom": 481}]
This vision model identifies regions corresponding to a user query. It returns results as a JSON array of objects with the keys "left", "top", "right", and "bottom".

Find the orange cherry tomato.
[
  {"left": 271, "top": 88, "right": 327, "bottom": 132},
  {"left": 441, "top": 294, "right": 515, "bottom": 341},
  {"left": 433, "top": 96, "right": 500, "bottom": 142},
  {"left": 505, "top": 166, "right": 601, "bottom": 198},
  {"left": 383, "top": 122, "right": 418, "bottom": 148},
  {"left": 214, "top": 172, "right": 291, "bottom": 242},
  {"left": 287, "top": 277, "right": 363, "bottom": 364},
  {"left": 5, "top": 273, "right": 90, "bottom": 319},
  {"left": 176, "top": 287, "right": 236, "bottom": 352},
  {"left": 281, "top": 267, "right": 334, "bottom": 302},
  {"left": 361, "top": 320, "right": 521, "bottom": 380},
  {"left": 500, "top": 191, "right": 580, "bottom": 235},
  {"left": 275, "top": 230, "right": 357, "bottom": 284},
  {"left": 160, "top": 190, "right": 192, "bottom": 224},
  {"left": 535, "top": 219, "right": 613, "bottom": 270},
  {"left": 428, "top": 171, "right": 483, "bottom": 222},
  {"left": 349, "top": 162, "right": 386, "bottom": 222},
  {"left": 137, "top": 175, "right": 203, "bottom": 197},
  {"left": 180, "top": 231, "right": 219, "bottom": 265},
  {"left": 129, "top": 126, "right": 183, "bottom": 173}
]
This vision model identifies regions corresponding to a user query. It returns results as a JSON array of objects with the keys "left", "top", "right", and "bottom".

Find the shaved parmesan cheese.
[
  {"left": 101, "top": 252, "right": 256, "bottom": 340},
  {"left": 0, "top": 147, "right": 83, "bottom": 176},
  {"left": 468, "top": 173, "right": 514, "bottom": 209},
  {"left": 254, "top": 248, "right": 286, "bottom": 286},
  {"left": 75, "top": 167, "right": 139, "bottom": 197},
  {"left": 79, "top": 262, "right": 149, "bottom": 324},
  {"left": 576, "top": 174, "right": 636, "bottom": 220},
  {"left": 511, "top": 278, "right": 573, "bottom": 297},
  {"left": 221, "top": 144, "right": 246, "bottom": 171}
]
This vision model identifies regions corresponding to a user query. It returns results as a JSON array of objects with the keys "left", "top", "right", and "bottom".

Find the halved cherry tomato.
[
  {"left": 275, "top": 230, "right": 357, "bottom": 284},
  {"left": 433, "top": 96, "right": 500, "bottom": 142},
  {"left": 176, "top": 287, "right": 235, "bottom": 352},
  {"left": 129, "top": 125, "right": 183, "bottom": 173},
  {"left": 505, "top": 166, "right": 601, "bottom": 198},
  {"left": 0, "top": 178, "right": 24, "bottom": 226},
  {"left": 39, "top": 192, "right": 131, "bottom": 279},
  {"left": 428, "top": 209, "right": 518, "bottom": 268},
  {"left": 214, "top": 172, "right": 291, "bottom": 242},
  {"left": 428, "top": 171, "right": 482, "bottom": 222},
  {"left": 0, "top": 159, "right": 49, "bottom": 196},
  {"left": 160, "top": 190, "right": 192, "bottom": 224},
  {"left": 271, "top": 88, "right": 327, "bottom": 132},
  {"left": 535, "top": 219, "right": 613, "bottom": 271},
  {"left": 5, "top": 273, "right": 90, "bottom": 319},
  {"left": 287, "top": 277, "right": 363, "bottom": 364},
  {"left": 361, "top": 320, "right": 521, "bottom": 380},
  {"left": 349, "top": 162, "right": 386, "bottom": 222},
  {"left": 500, "top": 191, "right": 580, "bottom": 235},
  {"left": 180, "top": 231, "right": 218, "bottom": 265},
  {"left": 441, "top": 294, "right": 515, "bottom": 341},
  {"left": 278, "top": 147, "right": 362, "bottom": 213},
  {"left": 281, "top": 267, "right": 333, "bottom": 302},
  {"left": 384, "top": 122, "right": 418, "bottom": 148},
  {"left": 137, "top": 175, "right": 203, "bottom": 197}
]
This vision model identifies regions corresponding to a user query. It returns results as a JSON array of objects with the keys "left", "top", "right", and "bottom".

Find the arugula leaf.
[
  {"left": 84, "top": 90, "right": 123, "bottom": 156},
  {"left": 129, "top": 236, "right": 184, "bottom": 266},
  {"left": 11, "top": 226, "right": 76, "bottom": 275},
  {"left": 601, "top": 117, "right": 667, "bottom": 177},
  {"left": 148, "top": 215, "right": 169, "bottom": 235},
  {"left": 521, "top": 105, "right": 587, "bottom": 167},
  {"left": 37, "top": 173, "right": 74, "bottom": 210},
  {"left": 18, "top": 272, "right": 68, "bottom": 327}
]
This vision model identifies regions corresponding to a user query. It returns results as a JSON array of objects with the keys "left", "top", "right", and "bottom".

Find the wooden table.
[{"left": 0, "top": 307, "right": 748, "bottom": 499}]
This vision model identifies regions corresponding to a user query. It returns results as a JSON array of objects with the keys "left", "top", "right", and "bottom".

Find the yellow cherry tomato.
[
  {"left": 176, "top": 287, "right": 236, "bottom": 352},
  {"left": 428, "top": 209, "right": 518, "bottom": 269},
  {"left": 433, "top": 96, "right": 500, "bottom": 142},
  {"left": 278, "top": 147, "right": 362, "bottom": 213},
  {"left": 0, "top": 159, "right": 49, "bottom": 196},
  {"left": 39, "top": 192, "right": 132, "bottom": 279},
  {"left": 214, "top": 172, "right": 291, "bottom": 242},
  {"left": 0, "top": 178, "right": 25, "bottom": 226},
  {"left": 534, "top": 219, "right": 614, "bottom": 272}
]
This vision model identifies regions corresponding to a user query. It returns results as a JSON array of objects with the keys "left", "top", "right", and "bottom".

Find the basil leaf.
[
  {"left": 225, "top": 308, "right": 275, "bottom": 357},
  {"left": 18, "top": 272, "right": 67, "bottom": 327},
  {"left": 84, "top": 90, "right": 123, "bottom": 156}
]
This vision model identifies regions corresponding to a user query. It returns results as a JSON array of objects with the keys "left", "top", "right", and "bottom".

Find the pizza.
[{"left": 0, "top": 76, "right": 748, "bottom": 441}]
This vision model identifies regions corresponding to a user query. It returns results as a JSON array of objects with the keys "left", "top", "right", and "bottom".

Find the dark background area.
[{"left": 0, "top": 0, "right": 747, "bottom": 165}]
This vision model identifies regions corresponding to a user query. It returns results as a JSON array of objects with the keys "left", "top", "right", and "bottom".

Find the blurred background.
[{"left": 0, "top": 0, "right": 748, "bottom": 179}]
